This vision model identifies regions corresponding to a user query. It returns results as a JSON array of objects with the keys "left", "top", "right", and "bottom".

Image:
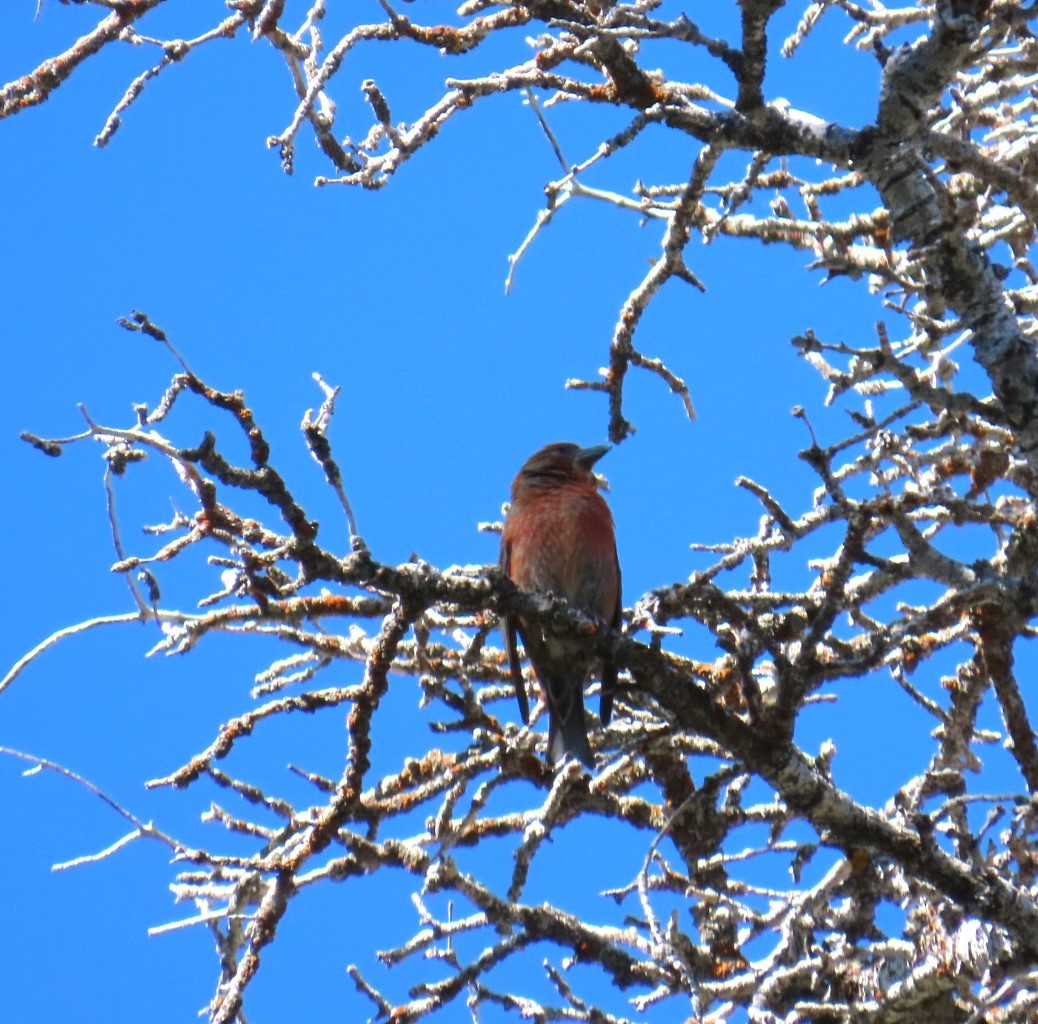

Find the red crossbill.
[{"left": 500, "top": 442, "right": 622, "bottom": 767}]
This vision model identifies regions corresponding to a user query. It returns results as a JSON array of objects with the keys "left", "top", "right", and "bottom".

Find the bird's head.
[{"left": 512, "top": 442, "right": 611, "bottom": 494}]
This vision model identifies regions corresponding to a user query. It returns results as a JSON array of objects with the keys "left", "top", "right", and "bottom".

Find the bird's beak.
[{"left": 574, "top": 445, "right": 611, "bottom": 471}]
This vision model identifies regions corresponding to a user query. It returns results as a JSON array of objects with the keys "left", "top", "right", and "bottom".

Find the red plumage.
[{"left": 500, "top": 442, "right": 622, "bottom": 767}]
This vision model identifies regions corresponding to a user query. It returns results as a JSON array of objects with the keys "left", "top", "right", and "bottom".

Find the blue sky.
[{"left": 0, "top": 4, "right": 1018, "bottom": 1021}]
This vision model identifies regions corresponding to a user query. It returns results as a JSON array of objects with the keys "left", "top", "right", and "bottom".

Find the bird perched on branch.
[{"left": 500, "top": 442, "right": 622, "bottom": 767}]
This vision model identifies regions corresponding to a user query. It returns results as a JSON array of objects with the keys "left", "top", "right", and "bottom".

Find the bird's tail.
[{"left": 547, "top": 692, "right": 595, "bottom": 768}]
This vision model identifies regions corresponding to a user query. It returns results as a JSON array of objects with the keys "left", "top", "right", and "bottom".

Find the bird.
[{"left": 500, "top": 442, "right": 622, "bottom": 767}]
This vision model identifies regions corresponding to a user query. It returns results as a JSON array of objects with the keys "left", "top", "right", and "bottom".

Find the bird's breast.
[{"left": 504, "top": 484, "right": 617, "bottom": 619}]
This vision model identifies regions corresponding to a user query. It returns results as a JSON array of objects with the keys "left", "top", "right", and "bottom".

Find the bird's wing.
[
  {"left": 600, "top": 552, "right": 622, "bottom": 727},
  {"left": 500, "top": 539, "right": 531, "bottom": 725}
]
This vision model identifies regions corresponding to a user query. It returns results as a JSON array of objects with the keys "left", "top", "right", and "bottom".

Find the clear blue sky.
[{"left": 1, "top": 5, "right": 1020, "bottom": 1021}]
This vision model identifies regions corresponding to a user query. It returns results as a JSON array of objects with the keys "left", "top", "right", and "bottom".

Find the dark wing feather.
[
  {"left": 504, "top": 616, "right": 531, "bottom": 725},
  {"left": 599, "top": 552, "right": 622, "bottom": 727},
  {"left": 500, "top": 539, "right": 531, "bottom": 724}
]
